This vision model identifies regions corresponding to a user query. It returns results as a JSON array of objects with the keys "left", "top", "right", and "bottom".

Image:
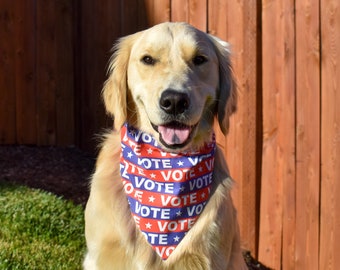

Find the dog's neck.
[{"left": 120, "top": 123, "right": 216, "bottom": 260}]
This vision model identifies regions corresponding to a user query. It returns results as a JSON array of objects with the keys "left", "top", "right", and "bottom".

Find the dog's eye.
[
  {"left": 141, "top": 55, "right": 156, "bottom": 65},
  {"left": 192, "top": 55, "right": 208, "bottom": 66}
]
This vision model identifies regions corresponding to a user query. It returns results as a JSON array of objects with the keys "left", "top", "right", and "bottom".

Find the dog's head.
[{"left": 103, "top": 22, "right": 236, "bottom": 151}]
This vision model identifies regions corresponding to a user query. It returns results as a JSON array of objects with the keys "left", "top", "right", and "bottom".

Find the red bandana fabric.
[{"left": 120, "top": 123, "right": 216, "bottom": 260}]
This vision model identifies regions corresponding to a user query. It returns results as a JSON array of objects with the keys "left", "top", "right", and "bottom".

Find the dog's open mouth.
[{"left": 151, "top": 121, "right": 197, "bottom": 148}]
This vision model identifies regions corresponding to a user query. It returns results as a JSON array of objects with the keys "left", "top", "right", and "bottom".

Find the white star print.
[
  {"left": 176, "top": 210, "right": 182, "bottom": 217},
  {"left": 127, "top": 152, "right": 133, "bottom": 158},
  {"left": 173, "top": 236, "right": 180, "bottom": 242},
  {"left": 198, "top": 166, "right": 204, "bottom": 172},
  {"left": 145, "top": 222, "right": 152, "bottom": 229},
  {"left": 150, "top": 173, "right": 156, "bottom": 178},
  {"left": 201, "top": 192, "right": 206, "bottom": 199},
  {"left": 180, "top": 186, "right": 185, "bottom": 192},
  {"left": 149, "top": 196, "right": 155, "bottom": 203},
  {"left": 147, "top": 148, "right": 153, "bottom": 154},
  {"left": 177, "top": 160, "right": 184, "bottom": 166}
]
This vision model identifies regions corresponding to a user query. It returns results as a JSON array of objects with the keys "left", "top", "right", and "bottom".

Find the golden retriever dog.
[{"left": 84, "top": 22, "right": 247, "bottom": 270}]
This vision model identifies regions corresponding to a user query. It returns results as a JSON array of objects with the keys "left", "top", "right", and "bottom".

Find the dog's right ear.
[
  {"left": 208, "top": 35, "right": 237, "bottom": 135},
  {"left": 102, "top": 32, "right": 140, "bottom": 131}
]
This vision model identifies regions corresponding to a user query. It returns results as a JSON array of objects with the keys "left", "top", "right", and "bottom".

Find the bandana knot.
[{"left": 120, "top": 123, "right": 216, "bottom": 260}]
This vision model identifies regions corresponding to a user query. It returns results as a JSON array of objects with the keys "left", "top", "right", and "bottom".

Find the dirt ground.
[{"left": 0, "top": 145, "right": 95, "bottom": 207}]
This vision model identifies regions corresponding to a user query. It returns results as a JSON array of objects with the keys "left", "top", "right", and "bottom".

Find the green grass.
[{"left": 0, "top": 182, "right": 86, "bottom": 270}]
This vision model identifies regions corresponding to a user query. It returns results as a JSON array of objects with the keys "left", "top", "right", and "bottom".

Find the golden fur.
[{"left": 84, "top": 22, "right": 247, "bottom": 270}]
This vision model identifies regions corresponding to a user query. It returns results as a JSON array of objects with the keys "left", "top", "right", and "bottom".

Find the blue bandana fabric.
[{"left": 120, "top": 123, "right": 216, "bottom": 260}]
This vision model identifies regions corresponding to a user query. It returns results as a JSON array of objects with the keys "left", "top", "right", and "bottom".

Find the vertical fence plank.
[
  {"left": 55, "top": 0, "right": 75, "bottom": 145},
  {"left": 278, "top": 2, "right": 296, "bottom": 269},
  {"left": 259, "top": 0, "right": 283, "bottom": 265},
  {"left": 14, "top": 1, "right": 36, "bottom": 144},
  {"left": 222, "top": 0, "right": 259, "bottom": 256},
  {"left": 320, "top": 0, "right": 340, "bottom": 269},
  {"left": 78, "top": 0, "right": 95, "bottom": 150},
  {"left": 259, "top": 1, "right": 296, "bottom": 269},
  {"left": 36, "top": 0, "right": 57, "bottom": 145},
  {"left": 295, "top": 0, "right": 320, "bottom": 269},
  {"left": 0, "top": 1, "right": 16, "bottom": 144},
  {"left": 224, "top": 8, "right": 245, "bottom": 251},
  {"left": 210, "top": 0, "right": 259, "bottom": 256},
  {"left": 36, "top": 0, "right": 75, "bottom": 146}
]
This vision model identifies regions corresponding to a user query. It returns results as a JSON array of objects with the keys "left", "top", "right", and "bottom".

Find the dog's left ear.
[
  {"left": 209, "top": 35, "right": 237, "bottom": 135},
  {"left": 102, "top": 32, "right": 141, "bottom": 131}
]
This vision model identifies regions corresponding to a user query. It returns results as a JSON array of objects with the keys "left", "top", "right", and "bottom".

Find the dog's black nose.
[{"left": 160, "top": 90, "right": 190, "bottom": 115}]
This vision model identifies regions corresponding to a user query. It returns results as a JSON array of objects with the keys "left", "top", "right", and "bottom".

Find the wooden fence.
[{"left": 0, "top": 1, "right": 339, "bottom": 269}]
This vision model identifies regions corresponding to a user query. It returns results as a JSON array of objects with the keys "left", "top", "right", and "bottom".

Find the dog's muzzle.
[{"left": 153, "top": 89, "right": 197, "bottom": 148}]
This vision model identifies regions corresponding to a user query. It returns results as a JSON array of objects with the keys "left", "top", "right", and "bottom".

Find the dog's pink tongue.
[{"left": 158, "top": 125, "right": 190, "bottom": 145}]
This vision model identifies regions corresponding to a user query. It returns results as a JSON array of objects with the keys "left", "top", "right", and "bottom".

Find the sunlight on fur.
[{"left": 84, "top": 22, "right": 247, "bottom": 270}]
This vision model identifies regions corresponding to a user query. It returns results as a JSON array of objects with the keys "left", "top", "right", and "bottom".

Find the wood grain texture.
[
  {"left": 259, "top": 1, "right": 283, "bottom": 267},
  {"left": 227, "top": 0, "right": 258, "bottom": 256},
  {"left": 259, "top": 1, "right": 296, "bottom": 269},
  {"left": 320, "top": 0, "right": 340, "bottom": 269},
  {"left": 295, "top": 0, "right": 320, "bottom": 269},
  {"left": 208, "top": 0, "right": 259, "bottom": 255},
  {"left": 278, "top": 2, "right": 296, "bottom": 269}
]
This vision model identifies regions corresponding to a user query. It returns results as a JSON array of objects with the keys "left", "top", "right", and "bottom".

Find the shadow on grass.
[{"left": 0, "top": 181, "right": 85, "bottom": 270}]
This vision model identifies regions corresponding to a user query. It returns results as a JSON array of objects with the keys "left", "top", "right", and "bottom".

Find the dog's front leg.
[{"left": 84, "top": 134, "right": 137, "bottom": 269}]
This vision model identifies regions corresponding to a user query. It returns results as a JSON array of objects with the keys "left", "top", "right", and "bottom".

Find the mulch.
[{"left": 0, "top": 145, "right": 95, "bottom": 207}]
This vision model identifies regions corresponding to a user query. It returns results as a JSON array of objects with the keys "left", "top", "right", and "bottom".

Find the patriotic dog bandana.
[{"left": 120, "top": 123, "right": 216, "bottom": 260}]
